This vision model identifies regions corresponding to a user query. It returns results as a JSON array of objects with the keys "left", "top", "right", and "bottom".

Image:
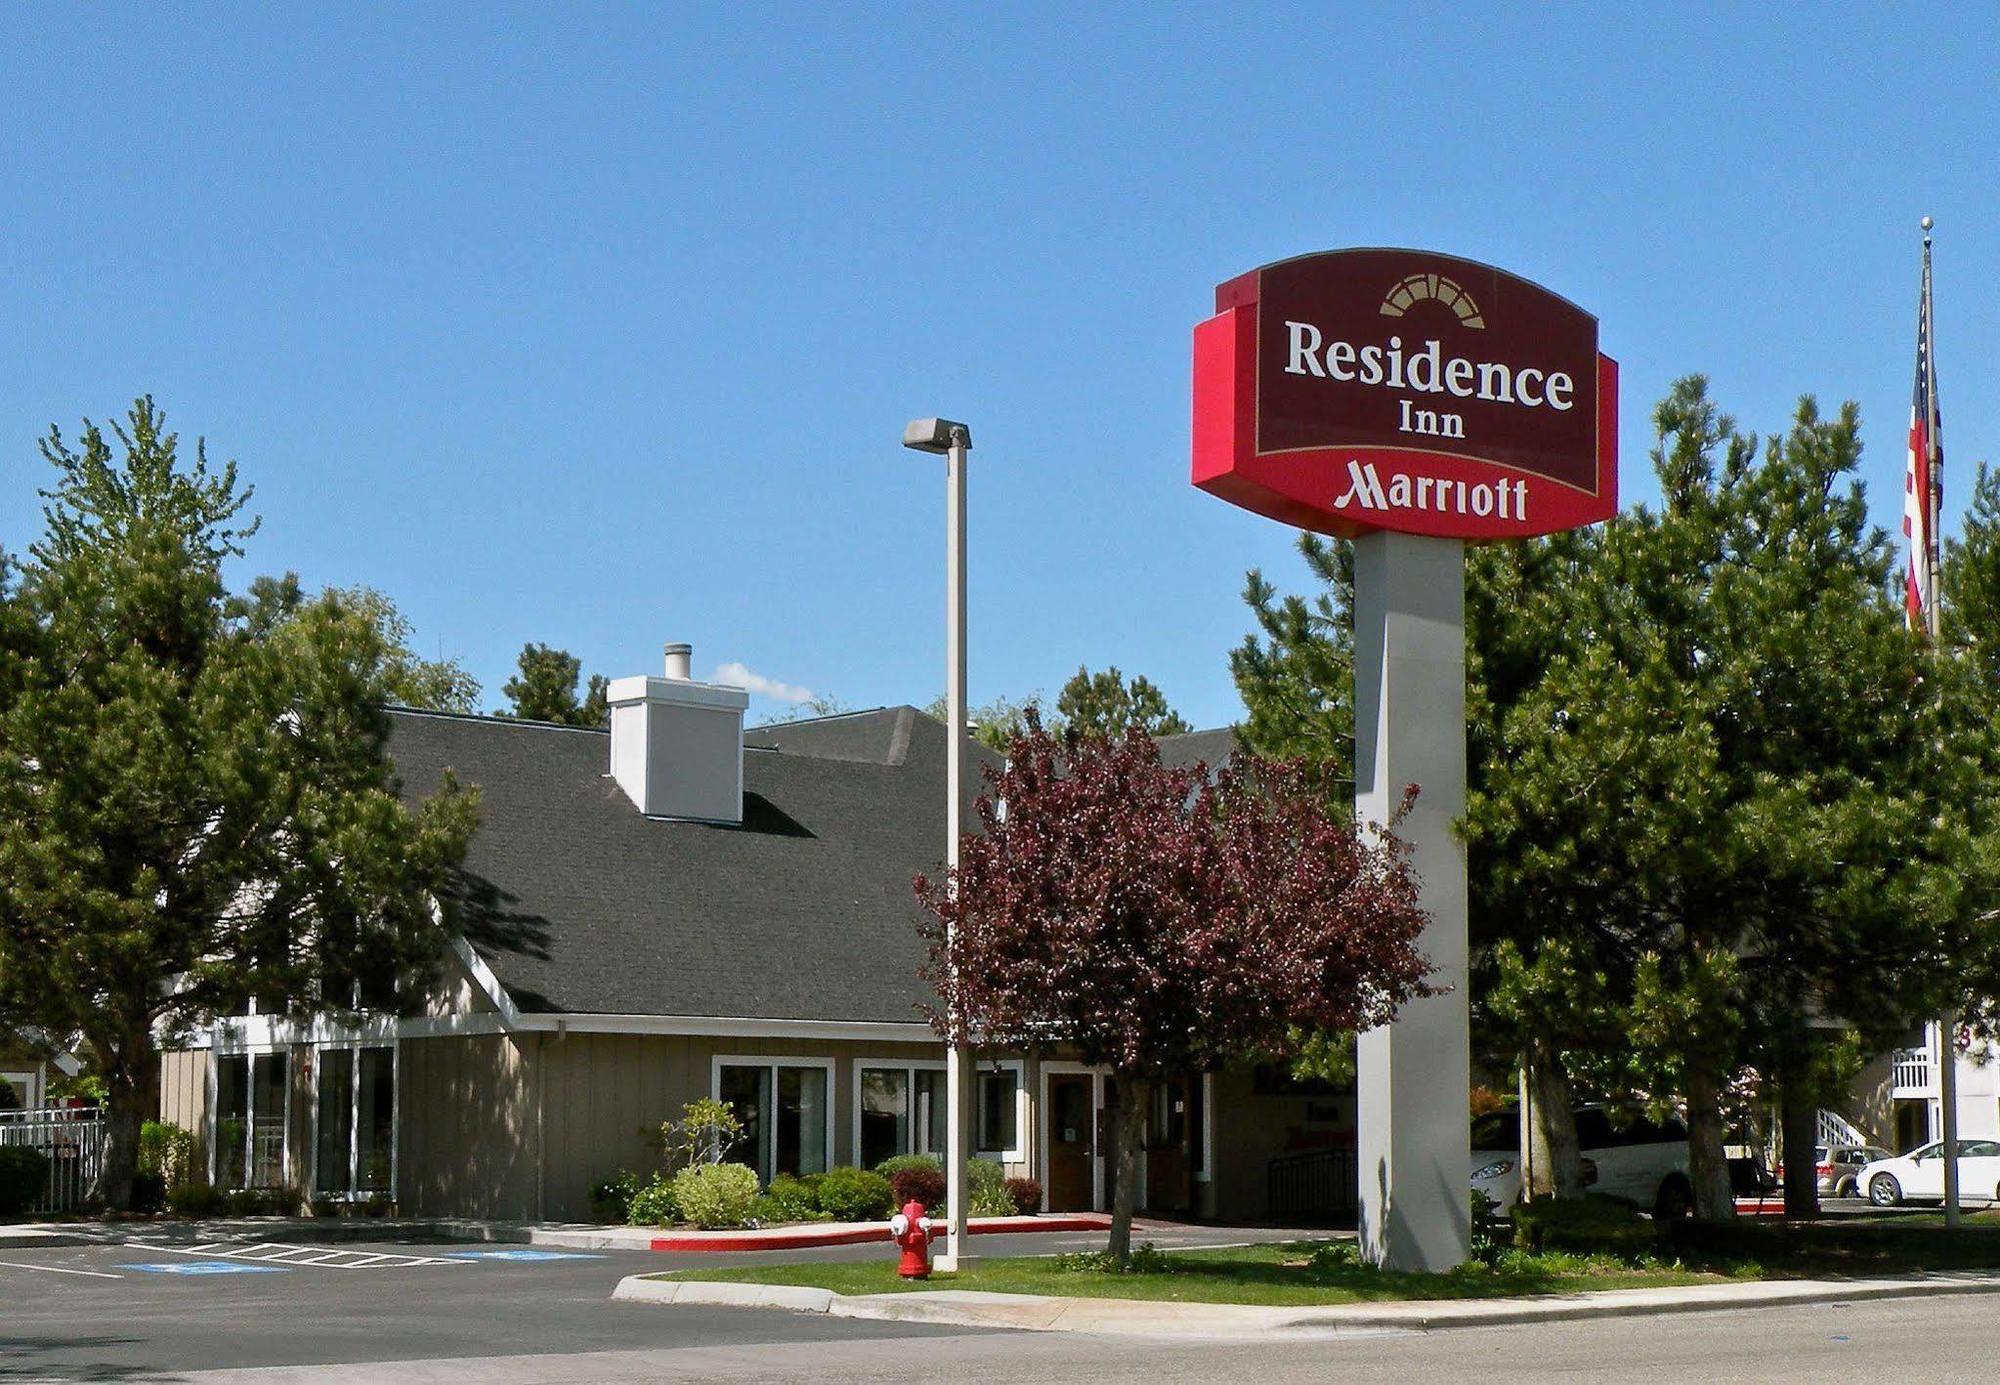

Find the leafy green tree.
[
  {"left": 1054, "top": 665, "right": 1191, "bottom": 738},
  {"left": 924, "top": 691, "right": 1046, "bottom": 752},
  {"left": 500, "top": 642, "right": 608, "bottom": 726},
  {"left": 1483, "top": 379, "right": 1982, "bottom": 1218},
  {"left": 243, "top": 578, "right": 478, "bottom": 713},
  {"left": 0, "top": 400, "right": 478, "bottom": 1207},
  {"left": 336, "top": 587, "right": 479, "bottom": 712}
]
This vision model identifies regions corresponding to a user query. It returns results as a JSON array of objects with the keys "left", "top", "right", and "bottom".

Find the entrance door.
[{"left": 1046, "top": 1074, "right": 1095, "bottom": 1212}]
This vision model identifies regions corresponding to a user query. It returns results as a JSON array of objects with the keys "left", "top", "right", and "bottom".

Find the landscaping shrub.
[
  {"left": 0, "top": 1146, "right": 51, "bottom": 1216},
  {"left": 875, "top": 1155, "right": 944, "bottom": 1211},
  {"left": 590, "top": 1170, "right": 645, "bottom": 1224},
  {"left": 813, "top": 1166, "right": 894, "bottom": 1222},
  {"left": 222, "top": 1187, "right": 298, "bottom": 1217},
  {"left": 760, "top": 1173, "right": 825, "bottom": 1223},
  {"left": 1512, "top": 1194, "right": 1658, "bottom": 1256},
  {"left": 137, "top": 1120, "right": 197, "bottom": 1191},
  {"left": 1004, "top": 1176, "right": 1043, "bottom": 1216},
  {"left": 167, "top": 1180, "right": 227, "bottom": 1217},
  {"left": 130, "top": 1172, "right": 167, "bottom": 1213},
  {"left": 670, "top": 1162, "right": 760, "bottom": 1229},
  {"left": 626, "top": 1175, "right": 679, "bottom": 1227},
  {"left": 966, "top": 1159, "right": 1014, "bottom": 1217}
]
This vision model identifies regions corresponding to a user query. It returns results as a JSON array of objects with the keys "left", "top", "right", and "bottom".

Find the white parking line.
[
  {"left": 137, "top": 1242, "right": 466, "bottom": 1270},
  {"left": 0, "top": 1260, "right": 123, "bottom": 1279}
]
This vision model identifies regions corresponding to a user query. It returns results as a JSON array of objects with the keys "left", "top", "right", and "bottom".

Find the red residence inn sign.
[{"left": 1192, "top": 248, "right": 1618, "bottom": 538}]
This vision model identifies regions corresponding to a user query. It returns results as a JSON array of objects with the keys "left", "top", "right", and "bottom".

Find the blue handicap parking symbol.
[
  {"left": 124, "top": 1261, "right": 289, "bottom": 1275},
  {"left": 443, "top": 1249, "right": 602, "bottom": 1262}
]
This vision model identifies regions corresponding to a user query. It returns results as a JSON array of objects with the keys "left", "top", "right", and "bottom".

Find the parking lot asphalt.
[
  {"left": 0, "top": 1222, "right": 1317, "bottom": 1380},
  {"left": 0, "top": 1234, "right": 970, "bottom": 1380}
]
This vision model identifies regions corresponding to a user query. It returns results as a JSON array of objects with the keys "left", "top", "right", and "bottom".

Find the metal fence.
[
  {"left": 1267, "top": 1147, "right": 1358, "bottom": 1221},
  {"left": 0, "top": 1108, "right": 107, "bottom": 1213}
]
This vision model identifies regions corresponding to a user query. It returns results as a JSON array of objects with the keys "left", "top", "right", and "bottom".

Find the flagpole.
[{"left": 1918, "top": 215, "right": 1962, "bottom": 1231}]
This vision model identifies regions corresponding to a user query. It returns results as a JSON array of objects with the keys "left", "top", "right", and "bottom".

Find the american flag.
[{"left": 1905, "top": 221, "right": 1943, "bottom": 636}]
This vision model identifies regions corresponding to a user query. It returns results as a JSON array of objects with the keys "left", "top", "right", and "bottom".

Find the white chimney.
[{"left": 606, "top": 643, "right": 748, "bottom": 822}]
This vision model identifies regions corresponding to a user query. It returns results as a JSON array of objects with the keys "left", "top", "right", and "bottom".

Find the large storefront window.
[
  {"left": 315, "top": 1046, "right": 396, "bottom": 1196},
  {"left": 858, "top": 1065, "right": 946, "bottom": 1169},
  {"left": 214, "top": 1052, "right": 288, "bottom": 1189},
  {"left": 716, "top": 1060, "right": 829, "bottom": 1184}
]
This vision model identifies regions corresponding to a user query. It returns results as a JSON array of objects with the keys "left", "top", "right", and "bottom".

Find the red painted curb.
[{"left": 649, "top": 1213, "right": 1113, "bottom": 1253}]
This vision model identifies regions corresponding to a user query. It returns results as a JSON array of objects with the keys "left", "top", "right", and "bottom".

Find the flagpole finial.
[{"left": 1922, "top": 215, "right": 1934, "bottom": 239}]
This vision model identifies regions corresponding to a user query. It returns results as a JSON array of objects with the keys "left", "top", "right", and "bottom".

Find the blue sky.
[{"left": 3, "top": 5, "right": 1993, "bottom": 729}]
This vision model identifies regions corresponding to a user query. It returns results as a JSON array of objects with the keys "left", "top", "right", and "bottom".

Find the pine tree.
[
  {"left": 500, "top": 643, "right": 607, "bottom": 726},
  {"left": 1053, "top": 666, "right": 1192, "bottom": 739},
  {"left": 0, "top": 400, "right": 478, "bottom": 1207}
]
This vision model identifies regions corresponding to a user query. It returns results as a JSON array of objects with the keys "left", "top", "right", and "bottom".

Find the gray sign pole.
[{"left": 1353, "top": 530, "right": 1472, "bottom": 1272}]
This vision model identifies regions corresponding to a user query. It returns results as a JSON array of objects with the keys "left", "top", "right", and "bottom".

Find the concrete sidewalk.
[{"left": 614, "top": 1268, "right": 2000, "bottom": 1339}]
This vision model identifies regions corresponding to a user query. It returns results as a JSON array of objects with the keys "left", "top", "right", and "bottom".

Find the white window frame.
[
  {"left": 850, "top": 1057, "right": 949, "bottom": 1169},
  {"left": 0, "top": 1068, "right": 39, "bottom": 1111},
  {"left": 974, "top": 1058, "right": 1027, "bottom": 1164},
  {"left": 710, "top": 1055, "right": 836, "bottom": 1179},
  {"left": 308, "top": 1041, "right": 399, "bottom": 1202},
  {"left": 207, "top": 1045, "right": 293, "bottom": 1191}
]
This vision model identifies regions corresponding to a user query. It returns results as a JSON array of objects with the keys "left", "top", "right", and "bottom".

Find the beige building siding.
[
  {"left": 169, "top": 1027, "right": 1254, "bottom": 1220},
  {"left": 159, "top": 1048, "right": 209, "bottom": 1174},
  {"left": 397, "top": 1032, "right": 539, "bottom": 1219}
]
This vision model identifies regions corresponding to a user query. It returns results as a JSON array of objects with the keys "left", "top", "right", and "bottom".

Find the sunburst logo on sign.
[{"left": 1379, "top": 273, "right": 1485, "bottom": 329}]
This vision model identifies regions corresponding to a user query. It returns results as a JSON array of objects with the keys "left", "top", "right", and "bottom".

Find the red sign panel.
[{"left": 1193, "top": 248, "right": 1617, "bottom": 539}]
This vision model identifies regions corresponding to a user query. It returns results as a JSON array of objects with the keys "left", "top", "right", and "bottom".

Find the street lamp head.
[{"left": 902, "top": 417, "right": 971, "bottom": 454}]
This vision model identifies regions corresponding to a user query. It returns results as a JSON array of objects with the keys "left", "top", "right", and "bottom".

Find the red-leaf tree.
[{"left": 915, "top": 713, "right": 1433, "bottom": 1263}]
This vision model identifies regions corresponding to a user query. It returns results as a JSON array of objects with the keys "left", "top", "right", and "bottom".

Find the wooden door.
[{"left": 1046, "top": 1075, "right": 1095, "bottom": 1212}]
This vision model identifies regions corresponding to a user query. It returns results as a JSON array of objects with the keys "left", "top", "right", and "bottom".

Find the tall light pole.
[{"left": 903, "top": 416, "right": 973, "bottom": 1270}]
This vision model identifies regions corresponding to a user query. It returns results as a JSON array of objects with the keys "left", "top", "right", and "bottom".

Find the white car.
[
  {"left": 1471, "top": 1105, "right": 1694, "bottom": 1219},
  {"left": 1859, "top": 1139, "right": 2000, "bottom": 1207}
]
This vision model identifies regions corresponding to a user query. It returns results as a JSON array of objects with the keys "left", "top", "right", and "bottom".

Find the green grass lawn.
[
  {"left": 649, "top": 1239, "right": 1752, "bottom": 1307},
  {"left": 653, "top": 1219, "right": 2000, "bottom": 1308}
]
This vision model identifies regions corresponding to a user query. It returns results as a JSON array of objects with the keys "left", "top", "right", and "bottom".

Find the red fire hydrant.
[{"left": 889, "top": 1198, "right": 932, "bottom": 1279}]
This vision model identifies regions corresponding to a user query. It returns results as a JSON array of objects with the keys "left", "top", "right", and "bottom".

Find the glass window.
[
  {"left": 914, "top": 1070, "right": 946, "bottom": 1157},
  {"left": 1572, "top": 1108, "right": 1616, "bottom": 1150},
  {"left": 215, "top": 1055, "right": 249, "bottom": 1189},
  {"left": 860, "top": 1069, "right": 908, "bottom": 1171},
  {"left": 250, "top": 1054, "right": 287, "bottom": 1188},
  {"left": 215, "top": 1052, "right": 288, "bottom": 1189},
  {"left": 315, "top": 1046, "right": 395, "bottom": 1197},
  {"left": 315, "top": 1050, "right": 355, "bottom": 1195},
  {"left": 776, "top": 1067, "right": 828, "bottom": 1178},
  {"left": 357, "top": 1048, "right": 395, "bottom": 1193},
  {"left": 717, "top": 1065, "right": 770, "bottom": 1182},
  {"left": 718, "top": 1062, "right": 827, "bottom": 1184},
  {"left": 977, "top": 1068, "right": 1018, "bottom": 1153},
  {"left": 861, "top": 1066, "right": 947, "bottom": 1168}
]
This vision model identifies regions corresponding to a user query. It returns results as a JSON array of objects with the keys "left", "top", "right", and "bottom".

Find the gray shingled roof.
[
  {"left": 386, "top": 707, "right": 1003, "bottom": 1023},
  {"left": 1154, "top": 726, "right": 1241, "bottom": 772}
]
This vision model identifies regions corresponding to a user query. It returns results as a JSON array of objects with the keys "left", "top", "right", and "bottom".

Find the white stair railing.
[{"left": 1818, "top": 1108, "right": 1868, "bottom": 1149}]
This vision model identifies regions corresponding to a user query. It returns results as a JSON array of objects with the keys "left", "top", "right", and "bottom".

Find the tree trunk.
[
  {"left": 1107, "top": 1075, "right": 1149, "bottom": 1266},
  {"left": 91, "top": 1032, "right": 158, "bottom": 1211},
  {"left": 1686, "top": 1066, "right": 1736, "bottom": 1222},
  {"left": 1780, "top": 1072, "right": 1821, "bottom": 1219},
  {"left": 1523, "top": 1047, "right": 1584, "bottom": 1200}
]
